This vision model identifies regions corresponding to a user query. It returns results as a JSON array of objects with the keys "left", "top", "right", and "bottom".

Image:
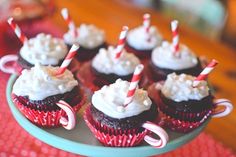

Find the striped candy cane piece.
[
  {"left": 115, "top": 26, "right": 129, "bottom": 59},
  {"left": 56, "top": 44, "right": 79, "bottom": 75},
  {"left": 212, "top": 98, "right": 233, "bottom": 118},
  {"left": 61, "top": 8, "right": 78, "bottom": 37},
  {"left": 171, "top": 20, "right": 179, "bottom": 54},
  {"left": 142, "top": 121, "right": 169, "bottom": 148},
  {"left": 56, "top": 100, "right": 76, "bottom": 130},
  {"left": 193, "top": 59, "right": 218, "bottom": 87},
  {"left": 123, "top": 64, "right": 144, "bottom": 107},
  {"left": 7, "top": 17, "right": 28, "bottom": 43}
]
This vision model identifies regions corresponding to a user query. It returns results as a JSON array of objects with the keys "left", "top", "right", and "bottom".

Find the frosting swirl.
[
  {"left": 92, "top": 79, "right": 152, "bottom": 119},
  {"left": 127, "top": 25, "right": 162, "bottom": 50},
  {"left": 12, "top": 64, "right": 78, "bottom": 100},
  {"left": 63, "top": 24, "right": 105, "bottom": 49},
  {"left": 151, "top": 41, "right": 198, "bottom": 70},
  {"left": 161, "top": 73, "right": 209, "bottom": 102},
  {"left": 92, "top": 46, "right": 140, "bottom": 76},
  {"left": 20, "top": 33, "right": 68, "bottom": 66}
]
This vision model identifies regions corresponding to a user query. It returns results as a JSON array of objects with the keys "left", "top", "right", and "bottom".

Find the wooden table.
[{"left": 52, "top": 0, "right": 236, "bottom": 152}]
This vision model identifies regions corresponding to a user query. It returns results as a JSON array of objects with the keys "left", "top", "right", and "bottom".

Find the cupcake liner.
[
  {"left": 158, "top": 98, "right": 213, "bottom": 122},
  {"left": 12, "top": 94, "right": 85, "bottom": 127},
  {"left": 148, "top": 84, "right": 213, "bottom": 122},
  {"left": 160, "top": 111, "right": 210, "bottom": 133},
  {"left": 84, "top": 107, "right": 149, "bottom": 147}
]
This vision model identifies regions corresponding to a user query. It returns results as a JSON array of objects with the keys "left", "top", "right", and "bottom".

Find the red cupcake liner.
[
  {"left": 148, "top": 84, "right": 213, "bottom": 122},
  {"left": 160, "top": 111, "right": 210, "bottom": 133},
  {"left": 83, "top": 107, "right": 150, "bottom": 147},
  {"left": 12, "top": 94, "right": 85, "bottom": 127}
]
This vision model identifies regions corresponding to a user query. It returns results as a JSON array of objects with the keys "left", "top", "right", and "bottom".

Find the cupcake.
[
  {"left": 84, "top": 79, "right": 168, "bottom": 147},
  {"left": 125, "top": 14, "right": 162, "bottom": 58},
  {"left": 18, "top": 33, "right": 68, "bottom": 69},
  {"left": 0, "top": 33, "right": 68, "bottom": 74},
  {"left": 77, "top": 46, "right": 145, "bottom": 91},
  {"left": 148, "top": 73, "right": 233, "bottom": 133},
  {"left": 63, "top": 24, "right": 106, "bottom": 62},
  {"left": 150, "top": 41, "right": 202, "bottom": 81},
  {"left": 11, "top": 63, "right": 85, "bottom": 129}
]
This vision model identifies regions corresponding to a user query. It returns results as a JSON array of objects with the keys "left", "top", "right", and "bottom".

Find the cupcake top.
[
  {"left": 151, "top": 41, "right": 198, "bottom": 70},
  {"left": 20, "top": 33, "right": 67, "bottom": 66},
  {"left": 63, "top": 24, "right": 105, "bottom": 49},
  {"left": 92, "top": 46, "right": 140, "bottom": 76},
  {"left": 126, "top": 25, "right": 162, "bottom": 50},
  {"left": 12, "top": 64, "right": 78, "bottom": 100},
  {"left": 161, "top": 73, "right": 209, "bottom": 102},
  {"left": 92, "top": 79, "right": 152, "bottom": 119}
]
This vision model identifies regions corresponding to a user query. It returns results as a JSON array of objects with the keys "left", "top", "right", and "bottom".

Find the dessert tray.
[{"left": 7, "top": 74, "right": 209, "bottom": 157}]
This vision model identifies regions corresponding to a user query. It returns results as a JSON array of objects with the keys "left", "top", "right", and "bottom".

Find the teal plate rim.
[{"left": 6, "top": 74, "right": 209, "bottom": 157}]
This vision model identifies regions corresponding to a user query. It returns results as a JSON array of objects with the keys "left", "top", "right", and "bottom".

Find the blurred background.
[
  {"left": 0, "top": 0, "right": 235, "bottom": 52},
  {"left": 127, "top": 0, "right": 236, "bottom": 49}
]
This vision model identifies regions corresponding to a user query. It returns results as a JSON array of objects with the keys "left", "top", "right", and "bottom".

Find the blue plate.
[{"left": 7, "top": 74, "right": 209, "bottom": 157}]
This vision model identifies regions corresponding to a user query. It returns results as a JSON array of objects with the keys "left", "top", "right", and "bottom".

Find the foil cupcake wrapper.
[
  {"left": 12, "top": 94, "right": 85, "bottom": 127},
  {"left": 148, "top": 85, "right": 213, "bottom": 122},
  {"left": 160, "top": 111, "right": 210, "bottom": 133},
  {"left": 83, "top": 107, "right": 149, "bottom": 147}
]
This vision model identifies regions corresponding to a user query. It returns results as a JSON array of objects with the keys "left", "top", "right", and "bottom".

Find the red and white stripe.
[
  {"left": 143, "top": 13, "right": 151, "bottom": 33},
  {"left": 142, "top": 121, "right": 169, "bottom": 148},
  {"left": 193, "top": 59, "right": 218, "bottom": 87},
  {"left": 56, "top": 100, "right": 76, "bottom": 130},
  {"left": 115, "top": 26, "right": 129, "bottom": 59},
  {"left": 123, "top": 64, "right": 144, "bottom": 107},
  {"left": 56, "top": 44, "right": 79, "bottom": 75},
  {"left": 61, "top": 8, "right": 78, "bottom": 37},
  {"left": 7, "top": 17, "right": 28, "bottom": 44},
  {"left": 171, "top": 20, "right": 179, "bottom": 54}
]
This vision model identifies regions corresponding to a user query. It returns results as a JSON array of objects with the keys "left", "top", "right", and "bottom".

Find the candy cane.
[
  {"left": 142, "top": 121, "right": 169, "bottom": 148},
  {"left": 115, "top": 26, "right": 129, "bottom": 59},
  {"left": 123, "top": 64, "right": 144, "bottom": 107},
  {"left": 56, "top": 44, "right": 79, "bottom": 75},
  {"left": 193, "top": 59, "right": 218, "bottom": 87},
  {"left": 171, "top": 20, "right": 179, "bottom": 54},
  {"left": 56, "top": 100, "right": 76, "bottom": 130},
  {"left": 7, "top": 17, "right": 28, "bottom": 43},
  {"left": 61, "top": 8, "right": 78, "bottom": 37}
]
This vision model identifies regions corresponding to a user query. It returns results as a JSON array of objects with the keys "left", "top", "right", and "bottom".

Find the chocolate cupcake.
[
  {"left": 11, "top": 64, "right": 85, "bottom": 129},
  {"left": 125, "top": 18, "right": 162, "bottom": 58},
  {"left": 148, "top": 73, "right": 231, "bottom": 133},
  {"left": 150, "top": 41, "right": 202, "bottom": 81},
  {"left": 63, "top": 24, "right": 107, "bottom": 62},
  {"left": 0, "top": 33, "right": 68, "bottom": 74},
  {"left": 84, "top": 79, "right": 168, "bottom": 147},
  {"left": 77, "top": 46, "right": 145, "bottom": 91},
  {"left": 18, "top": 33, "right": 68, "bottom": 69}
]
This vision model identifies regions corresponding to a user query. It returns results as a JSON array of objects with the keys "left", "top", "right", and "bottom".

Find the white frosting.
[
  {"left": 127, "top": 25, "right": 162, "bottom": 50},
  {"left": 20, "top": 33, "right": 68, "bottom": 66},
  {"left": 161, "top": 73, "right": 209, "bottom": 102},
  {"left": 92, "top": 79, "right": 152, "bottom": 119},
  {"left": 91, "top": 46, "right": 140, "bottom": 76},
  {"left": 12, "top": 64, "right": 78, "bottom": 100},
  {"left": 63, "top": 24, "right": 105, "bottom": 49},
  {"left": 151, "top": 41, "right": 198, "bottom": 70}
]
